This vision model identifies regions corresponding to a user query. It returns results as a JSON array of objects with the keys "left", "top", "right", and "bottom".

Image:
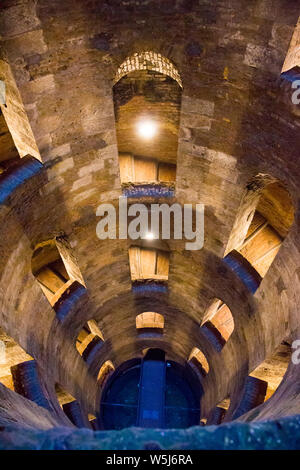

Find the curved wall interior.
[{"left": 0, "top": 0, "right": 299, "bottom": 451}]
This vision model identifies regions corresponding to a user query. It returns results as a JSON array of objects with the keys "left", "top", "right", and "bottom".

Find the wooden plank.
[
  {"left": 244, "top": 212, "right": 266, "bottom": 238},
  {"left": 36, "top": 267, "right": 66, "bottom": 293},
  {"left": 134, "top": 157, "right": 157, "bottom": 182},
  {"left": 77, "top": 333, "right": 95, "bottom": 355},
  {"left": 140, "top": 248, "right": 156, "bottom": 278},
  {"left": 154, "top": 313, "right": 164, "bottom": 328},
  {"left": 136, "top": 312, "right": 155, "bottom": 329},
  {"left": 0, "top": 375, "right": 14, "bottom": 390},
  {"left": 156, "top": 250, "right": 169, "bottom": 277},
  {"left": 158, "top": 162, "right": 176, "bottom": 182},
  {"left": 211, "top": 304, "right": 234, "bottom": 341},
  {"left": 202, "top": 298, "right": 222, "bottom": 325},
  {"left": 189, "top": 348, "right": 209, "bottom": 374},
  {"left": 49, "top": 259, "right": 69, "bottom": 282},
  {"left": 38, "top": 283, "right": 54, "bottom": 302},
  {"left": 240, "top": 224, "right": 281, "bottom": 276},
  {"left": 129, "top": 246, "right": 141, "bottom": 280},
  {"left": 87, "top": 320, "right": 104, "bottom": 340},
  {"left": 119, "top": 153, "right": 134, "bottom": 183},
  {"left": 252, "top": 244, "right": 281, "bottom": 277},
  {"left": 50, "top": 279, "right": 73, "bottom": 306},
  {"left": 77, "top": 329, "right": 89, "bottom": 344},
  {"left": 136, "top": 312, "right": 164, "bottom": 329},
  {"left": 241, "top": 221, "right": 268, "bottom": 249}
]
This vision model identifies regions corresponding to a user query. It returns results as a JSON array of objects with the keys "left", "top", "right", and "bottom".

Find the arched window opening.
[
  {"left": 76, "top": 320, "right": 104, "bottom": 356},
  {"left": 238, "top": 213, "right": 282, "bottom": 279},
  {"left": 201, "top": 298, "right": 234, "bottom": 350},
  {"left": 232, "top": 376, "right": 268, "bottom": 420},
  {"left": 208, "top": 397, "right": 230, "bottom": 425},
  {"left": 119, "top": 154, "right": 177, "bottom": 185},
  {"left": 249, "top": 341, "right": 291, "bottom": 402},
  {"left": 32, "top": 240, "right": 70, "bottom": 304},
  {"left": 188, "top": 347, "right": 209, "bottom": 377},
  {"left": 113, "top": 52, "right": 182, "bottom": 189},
  {"left": 0, "top": 327, "right": 32, "bottom": 391},
  {"left": 0, "top": 60, "right": 41, "bottom": 169},
  {"left": 88, "top": 413, "right": 98, "bottom": 430},
  {"left": 225, "top": 177, "right": 294, "bottom": 280},
  {"left": 54, "top": 383, "right": 75, "bottom": 408},
  {"left": 97, "top": 360, "right": 115, "bottom": 387},
  {"left": 207, "top": 397, "right": 230, "bottom": 426},
  {"left": 114, "top": 52, "right": 182, "bottom": 87},
  {"left": 89, "top": 414, "right": 99, "bottom": 430},
  {"left": 62, "top": 399, "right": 87, "bottom": 428},
  {"left": 281, "top": 17, "right": 300, "bottom": 73},
  {"left": 129, "top": 246, "right": 169, "bottom": 281},
  {"left": 136, "top": 312, "right": 164, "bottom": 330},
  {"left": 218, "top": 396, "right": 231, "bottom": 411},
  {"left": 0, "top": 109, "right": 20, "bottom": 174},
  {"left": 32, "top": 236, "right": 85, "bottom": 306},
  {"left": 55, "top": 384, "right": 92, "bottom": 429}
]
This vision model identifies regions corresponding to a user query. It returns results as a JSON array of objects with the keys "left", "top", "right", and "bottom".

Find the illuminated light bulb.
[
  {"left": 137, "top": 120, "right": 157, "bottom": 139},
  {"left": 144, "top": 232, "right": 154, "bottom": 240}
]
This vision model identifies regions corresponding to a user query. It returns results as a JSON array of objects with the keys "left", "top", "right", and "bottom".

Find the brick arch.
[{"left": 114, "top": 51, "right": 182, "bottom": 88}]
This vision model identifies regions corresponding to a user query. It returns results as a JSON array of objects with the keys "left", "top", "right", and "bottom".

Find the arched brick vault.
[{"left": 0, "top": 0, "right": 299, "bottom": 425}]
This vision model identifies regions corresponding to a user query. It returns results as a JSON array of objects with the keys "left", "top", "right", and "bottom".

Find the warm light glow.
[
  {"left": 137, "top": 120, "right": 157, "bottom": 139},
  {"left": 144, "top": 232, "right": 154, "bottom": 240}
]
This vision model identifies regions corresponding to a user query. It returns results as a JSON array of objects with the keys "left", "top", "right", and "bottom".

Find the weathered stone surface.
[
  {"left": 1, "top": 415, "right": 300, "bottom": 450},
  {"left": 0, "top": 0, "right": 299, "bottom": 450}
]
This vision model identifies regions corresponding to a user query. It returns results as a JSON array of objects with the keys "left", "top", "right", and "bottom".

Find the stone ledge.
[
  {"left": 1, "top": 414, "right": 300, "bottom": 449},
  {"left": 122, "top": 182, "right": 175, "bottom": 199}
]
